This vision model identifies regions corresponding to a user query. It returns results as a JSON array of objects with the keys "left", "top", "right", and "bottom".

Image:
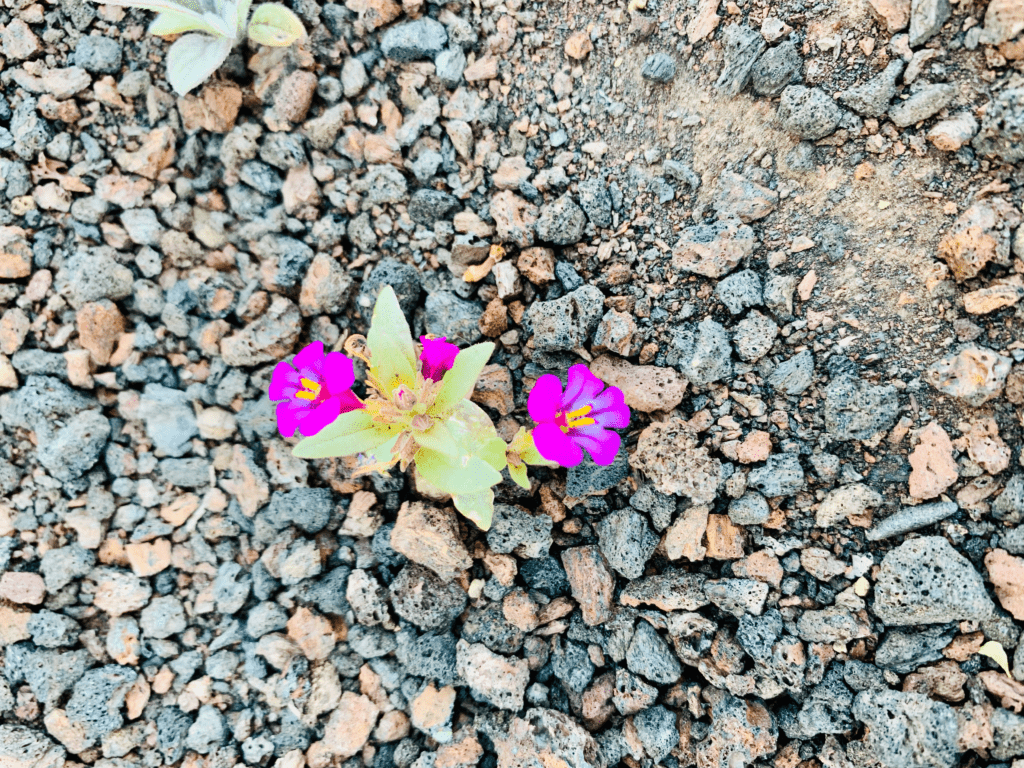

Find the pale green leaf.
[
  {"left": 247, "top": 2, "right": 305, "bottom": 45},
  {"left": 980, "top": 641, "right": 1013, "bottom": 678},
  {"left": 452, "top": 489, "right": 494, "bottom": 531},
  {"left": 415, "top": 448, "right": 502, "bottom": 496},
  {"left": 366, "top": 433, "right": 401, "bottom": 467},
  {"left": 149, "top": 9, "right": 223, "bottom": 35},
  {"left": 508, "top": 462, "right": 529, "bottom": 490},
  {"left": 293, "top": 425, "right": 395, "bottom": 459},
  {"left": 413, "top": 421, "right": 460, "bottom": 457},
  {"left": 366, "top": 286, "right": 417, "bottom": 395},
  {"left": 481, "top": 436, "right": 508, "bottom": 473},
  {"left": 166, "top": 33, "right": 234, "bottom": 95},
  {"left": 446, "top": 400, "right": 500, "bottom": 454},
  {"left": 431, "top": 342, "right": 495, "bottom": 415},
  {"left": 236, "top": 0, "right": 253, "bottom": 30},
  {"left": 293, "top": 409, "right": 373, "bottom": 446}
]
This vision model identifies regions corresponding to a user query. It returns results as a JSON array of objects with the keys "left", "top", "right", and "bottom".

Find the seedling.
[
  {"left": 88, "top": 0, "right": 305, "bottom": 95},
  {"left": 270, "top": 286, "right": 630, "bottom": 530}
]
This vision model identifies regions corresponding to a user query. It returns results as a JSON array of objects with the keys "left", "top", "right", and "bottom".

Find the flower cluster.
[{"left": 269, "top": 287, "right": 630, "bottom": 530}]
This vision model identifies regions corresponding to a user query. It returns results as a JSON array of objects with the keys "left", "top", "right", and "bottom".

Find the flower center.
[
  {"left": 558, "top": 405, "right": 595, "bottom": 432},
  {"left": 295, "top": 377, "right": 322, "bottom": 402}
]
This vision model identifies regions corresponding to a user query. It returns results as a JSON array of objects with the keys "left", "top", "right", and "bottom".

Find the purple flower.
[
  {"left": 420, "top": 336, "right": 460, "bottom": 382},
  {"left": 269, "top": 341, "right": 363, "bottom": 438},
  {"left": 528, "top": 364, "right": 630, "bottom": 467}
]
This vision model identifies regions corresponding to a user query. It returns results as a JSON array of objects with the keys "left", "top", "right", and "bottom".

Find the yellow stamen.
[
  {"left": 564, "top": 405, "right": 595, "bottom": 429},
  {"left": 296, "top": 377, "right": 321, "bottom": 401}
]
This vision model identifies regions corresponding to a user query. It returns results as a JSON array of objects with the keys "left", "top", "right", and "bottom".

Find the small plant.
[
  {"left": 269, "top": 286, "right": 631, "bottom": 530},
  {"left": 89, "top": 0, "right": 306, "bottom": 95}
]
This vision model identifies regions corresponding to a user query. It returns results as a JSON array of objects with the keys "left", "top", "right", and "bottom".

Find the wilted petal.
[
  {"left": 528, "top": 374, "right": 563, "bottom": 423},
  {"left": 533, "top": 422, "right": 583, "bottom": 467},
  {"left": 323, "top": 351, "right": 356, "bottom": 392},
  {"left": 268, "top": 361, "right": 301, "bottom": 401},
  {"left": 298, "top": 396, "right": 342, "bottom": 437}
]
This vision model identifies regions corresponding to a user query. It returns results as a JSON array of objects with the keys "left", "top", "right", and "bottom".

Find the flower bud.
[
  {"left": 410, "top": 414, "right": 432, "bottom": 432},
  {"left": 394, "top": 386, "right": 417, "bottom": 410}
]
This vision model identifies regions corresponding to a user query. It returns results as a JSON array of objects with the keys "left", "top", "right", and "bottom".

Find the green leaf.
[
  {"left": 430, "top": 342, "right": 494, "bottom": 416},
  {"left": 165, "top": 33, "right": 234, "bottom": 95},
  {"left": 149, "top": 9, "right": 222, "bottom": 35},
  {"left": 237, "top": 0, "right": 254, "bottom": 30},
  {"left": 980, "top": 640, "right": 1013, "bottom": 678},
  {"left": 415, "top": 447, "right": 502, "bottom": 496},
  {"left": 508, "top": 462, "right": 529, "bottom": 490},
  {"left": 413, "top": 421, "right": 459, "bottom": 458},
  {"left": 446, "top": 400, "right": 500, "bottom": 453},
  {"left": 293, "top": 424, "right": 395, "bottom": 459},
  {"left": 453, "top": 489, "right": 494, "bottom": 531},
  {"left": 481, "top": 435, "right": 508, "bottom": 473},
  {"left": 294, "top": 408, "right": 372, "bottom": 445},
  {"left": 246, "top": 2, "right": 305, "bottom": 45},
  {"left": 366, "top": 286, "right": 417, "bottom": 396}
]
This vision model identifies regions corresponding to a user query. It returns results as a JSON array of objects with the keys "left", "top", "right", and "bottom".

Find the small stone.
[
  {"left": 747, "top": 453, "right": 805, "bottom": 498},
  {"left": 713, "top": 171, "right": 779, "bottom": 223},
  {"left": 716, "top": 269, "right": 762, "bottom": 314},
  {"left": 732, "top": 311, "right": 778, "bottom": 363},
  {"left": 220, "top": 295, "right": 301, "bottom": 366},
  {"left": 490, "top": 191, "right": 539, "bottom": 248},
  {"left": 564, "top": 31, "right": 593, "bottom": 60},
  {"left": 517, "top": 247, "right": 556, "bottom": 284},
  {"left": 778, "top": 86, "right": 842, "bottom": 140},
  {"left": 907, "top": 422, "right": 958, "bottom": 500},
  {"left": 631, "top": 417, "right": 721, "bottom": 503},
  {"left": 382, "top": 18, "right": 448, "bottom": 61},
  {"left": 937, "top": 199, "right": 1021, "bottom": 282},
  {"left": 972, "top": 87, "right": 1024, "bottom": 164},
  {"left": 114, "top": 127, "right": 175, "bottom": 180},
  {"left": 667, "top": 317, "right": 733, "bottom": 386},
  {"left": 641, "top": 52, "right": 677, "bottom": 83},
  {"left": 627, "top": 622, "right": 681, "bottom": 684},
  {"left": 2, "top": 19, "right": 41, "bottom": 60},
  {"left": 320, "top": 692, "right": 379, "bottom": 759},
  {"left": 928, "top": 112, "right": 979, "bottom": 151},
  {"left": 287, "top": 607, "right": 336, "bottom": 661},
  {"left": 591, "top": 355, "right": 686, "bottom": 413},
  {"left": 672, "top": 216, "right": 757, "bottom": 278},
  {"left": 73, "top": 35, "right": 121, "bottom": 73},
  {"left": 751, "top": 40, "right": 802, "bottom": 97},
  {"left": 140, "top": 596, "right": 187, "bottom": 639},
  {"left": 664, "top": 504, "right": 709, "bottom": 561},
  {"left": 869, "top": 0, "right": 911, "bottom": 32},
  {"left": 596, "top": 508, "right": 658, "bottom": 580},
  {"left": 125, "top": 539, "right": 171, "bottom": 577},
  {"left": 925, "top": 345, "right": 1012, "bottom": 406},
  {"left": 697, "top": 690, "right": 777, "bottom": 768},
  {"left": 0, "top": 572, "right": 45, "bottom": 605},
  {"left": 839, "top": 61, "right": 904, "bottom": 117},
  {"left": 456, "top": 639, "right": 529, "bottom": 711},
  {"left": 985, "top": 549, "right": 1024, "bottom": 621},
  {"left": 816, "top": 483, "right": 883, "bottom": 528},
  {"left": 889, "top": 83, "right": 955, "bottom": 127},
  {"left": 729, "top": 492, "right": 770, "bottom": 525},
  {"left": 410, "top": 683, "right": 456, "bottom": 741},
  {"left": 186, "top": 705, "right": 225, "bottom": 755},
  {"left": 535, "top": 195, "right": 587, "bottom": 246},
  {"left": 488, "top": 504, "right": 553, "bottom": 559},
  {"left": 391, "top": 501, "right": 471, "bottom": 582},
  {"left": 527, "top": 285, "right": 604, "bottom": 353},
  {"left": 390, "top": 564, "right": 467, "bottom": 630},
  {"left": 853, "top": 690, "right": 957, "bottom": 768},
  {"left": 177, "top": 82, "right": 242, "bottom": 133},
  {"left": 824, "top": 373, "right": 899, "bottom": 441},
  {"left": 908, "top": 0, "right": 951, "bottom": 46},
  {"left": 715, "top": 23, "right": 765, "bottom": 96},
  {"left": 75, "top": 300, "right": 125, "bottom": 366},
  {"left": 705, "top": 578, "right": 768, "bottom": 617},
  {"left": 464, "top": 56, "right": 498, "bottom": 82},
  {"left": 874, "top": 536, "right": 995, "bottom": 625},
  {"left": 562, "top": 546, "right": 615, "bottom": 626},
  {"left": 621, "top": 571, "right": 709, "bottom": 612}
]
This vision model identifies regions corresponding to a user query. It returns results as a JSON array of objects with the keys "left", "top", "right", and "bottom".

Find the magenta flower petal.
[
  {"left": 572, "top": 425, "right": 621, "bottom": 466},
  {"left": 269, "top": 361, "right": 302, "bottom": 400},
  {"left": 591, "top": 387, "right": 631, "bottom": 429},
  {"left": 276, "top": 401, "right": 303, "bottom": 438},
  {"left": 533, "top": 422, "right": 584, "bottom": 467},
  {"left": 336, "top": 389, "right": 364, "bottom": 414},
  {"left": 298, "top": 396, "right": 342, "bottom": 437},
  {"left": 323, "top": 351, "right": 356, "bottom": 391},
  {"left": 420, "top": 336, "right": 460, "bottom": 382},
  {"left": 563, "top": 365, "right": 603, "bottom": 411},
  {"left": 528, "top": 374, "right": 563, "bottom": 423},
  {"left": 292, "top": 340, "right": 324, "bottom": 372}
]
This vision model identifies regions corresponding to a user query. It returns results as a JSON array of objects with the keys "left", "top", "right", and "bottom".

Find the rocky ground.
[{"left": 2, "top": 0, "right": 1024, "bottom": 765}]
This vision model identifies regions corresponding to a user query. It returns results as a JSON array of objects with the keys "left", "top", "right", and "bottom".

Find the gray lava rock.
[
  {"left": 839, "top": 61, "right": 904, "bottom": 117},
  {"left": 873, "top": 536, "right": 995, "bottom": 625},
  {"left": 487, "top": 504, "right": 553, "bottom": 559},
  {"left": 733, "top": 310, "right": 778, "bottom": 363},
  {"left": 790, "top": 666, "right": 854, "bottom": 737},
  {"left": 40, "top": 544, "right": 95, "bottom": 592},
  {"left": 729, "top": 492, "right": 770, "bottom": 525},
  {"left": 252, "top": 234, "right": 313, "bottom": 291},
  {"left": 56, "top": 250, "right": 133, "bottom": 308},
  {"left": 748, "top": 453, "right": 805, "bottom": 497},
  {"left": 634, "top": 706, "right": 679, "bottom": 762},
  {"left": 866, "top": 501, "right": 958, "bottom": 541},
  {"left": 704, "top": 579, "right": 769, "bottom": 617},
  {"left": 715, "top": 269, "right": 762, "bottom": 314},
  {"left": 536, "top": 195, "right": 587, "bottom": 245},
  {"left": 73, "top": 36, "right": 122, "bottom": 73},
  {"left": 140, "top": 596, "right": 187, "bottom": 639},
  {"left": 909, "top": 0, "right": 951, "bottom": 46},
  {"left": 626, "top": 621, "right": 681, "bottom": 685},
  {"left": 577, "top": 178, "right": 613, "bottom": 228},
  {"left": 424, "top": 291, "right": 483, "bottom": 345},
  {"left": 874, "top": 625, "right": 957, "bottom": 674},
  {"left": 994, "top": 475, "right": 1024, "bottom": 524},
  {"left": 348, "top": 624, "right": 398, "bottom": 659},
  {"left": 667, "top": 317, "right": 733, "bottom": 386},
  {"left": 36, "top": 409, "right": 110, "bottom": 482},
  {"left": 381, "top": 18, "right": 448, "bottom": 62},
  {"left": 519, "top": 557, "right": 570, "bottom": 598},
  {"left": 66, "top": 665, "right": 138, "bottom": 746},
  {"left": 527, "top": 285, "right": 604, "bottom": 354},
  {"left": 641, "top": 53, "right": 676, "bottom": 83},
  {"left": 409, "top": 189, "right": 460, "bottom": 226},
  {"left": 824, "top": 374, "right": 899, "bottom": 441},
  {"left": 157, "top": 708, "right": 193, "bottom": 764},
  {"left": 266, "top": 488, "right": 334, "bottom": 533},
  {"left": 768, "top": 350, "right": 814, "bottom": 395},
  {"left": 844, "top": 659, "right": 888, "bottom": 691},
  {"left": 567, "top": 452, "right": 629, "bottom": 498},
  {"left": 390, "top": 563, "right": 467, "bottom": 630},
  {"left": 630, "top": 485, "right": 676, "bottom": 531},
  {"left": 972, "top": 87, "right": 1024, "bottom": 164},
  {"left": 186, "top": 705, "right": 225, "bottom": 754},
  {"left": 213, "top": 562, "right": 251, "bottom": 615},
  {"left": 461, "top": 602, "right": 525, "bottom": 655},
  {"left": 751, "top": 40, "right": 802, "bottom": 97},
  {"left": 434, "top": 48, "right": 466, "bottom": 87},
  {"left": 852, "top": 689, "right": 958, "bottom": 768},
  {"left": 395, "top": 629, "right": 457, "bottom": 684},
  {"left": 992, "top": 707, "right": 1024, "bottom": 760},
  {"left": 551, "top": 637, "right": 594, "bottom": 695},
  {"left": 246, "top": 601, "right": 288, "bottom": 638},
  {"left": 357, "top": 258, "right": 422, "bottom": 323},
  {"left": 716, "top": 24, "right": 766, "bottom": 96},
  {"left": 778, "top": 86, "right": 842, "bottom": 140},
  {"left": 736, "top": 610, "right": 782, "bottom": 659},
  {"left": 596, "top": 508, "right": 658, "bottom": 580},
  {"left": 137, "top": 384, "right": 198, "bottom": 458},
  {"left": 889, "top": 83, "right": 955, "bottom": 127},
  {"left": 4, "top": 644, "right": 91, "bottom": 710},
  {"left": 27, "top": 610, "right": 80, "bottom": 648}
]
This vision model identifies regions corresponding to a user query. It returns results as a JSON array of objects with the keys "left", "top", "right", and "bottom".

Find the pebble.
[
  {"left": 839, "top": 61, "right": 903, "bottom": 117},
  {"left": 672, "top": 216, "right": 757, "bottom": 278},
  {"left": 972, "top": 87, "right": 1024, "bottom": 163},
  {"left": 0, "top": 571, "right": 46, "bottom": 604},
  {"left": 561, "top": 546, "right": 615, "bottom": 626},
  {"left": 535, "top": 194, "right": 587, "bottom": 245},
  {"left": 590, "top": 355, "right": 687, "bottom": 413},
  {"left": 620, "top": 570, "right": 709, "bottom": 611},
  {"left": 778, "top": 86, "right": 842, "bottom": 140},
  {"left": 908, "top": 0, "right": 951, "bottom": 46},
  {"left": 907, "top": 422, "right": 958, "bottom": 500},
  {"left": 924, "top": 345, "right": 1012, "bottom": 406},
  {"left": 733, "top": 311, "right": 778, "bottom": 363},
  {"left": 747, "top": 453, "right": 805, "bottom": 497},
  {"left": 873, "top": 536, "right": 994, "bottom": 625},
  {"left": 455, "top": 639, "right": 529, "bottom": 711},
  {"left": 390, "top": 564, "right": 467, "bottom": 630},
  {"left": 626, "top": 621, "right": 681, "bottom": 684},
  {"left": 527, "top": 285, "right": 604, "bottom": 353},
  {"left": 751, "top": 40, "right": 802, "bottom": 97},
  {"left": 853, "top": 690, "right": 957, "bottom": 768},
  {"left": 869, "top": 0, "right": 911, "bottom": 32},
  {"left": 729, "top": 492, "right": 770, "bottom": 525},
  {"left": 715, "top": 23, "right": 765, "bottom": 96},
  {"left": 631, "top": 417, "right": 721, "bottom": 502},
  {"left": 928, "top": 111, "right": 978, "bottom": 150},
  {"left": 382, "top": 18, "right": 448, "bottom": 61},
  {"left": 888, "top": 83, "right": 955, "bottom": 127},
  {"left": 984, "top": 549, "right": 1024, "bottom": 621},
  {"left": 641, "top": 53, "right": 676, "bottom": 83},
  {"left": 815, "top": 482, "right": 882, "bottom": 527},
  {"left": 824, "top": 373, "right": 899, "bottom": 441},
  {"left": 319, "top": 693, "right": 379, "bottom": 760},
  {"left": 391, "top": 501, "right": 471, "bottom": 582},
  {"left": 713, "top": 171, "right": 778, "bottom": 223},
  {"left": 716, "top": 269, "right": 763, "bottom": 314},
  {"left": 72, "top": 35, "right": 122, "bottom": 74},
  {"left": 668, "top": 317, "right": 733, "bottom": 386},
  {"left": 596, "top": 508, "right": 658, "bottom": 580}
]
